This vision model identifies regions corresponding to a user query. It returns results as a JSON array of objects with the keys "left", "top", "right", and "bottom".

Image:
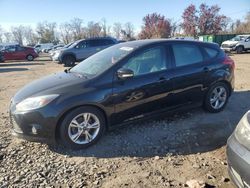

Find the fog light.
[
  {"left": 31, "top": 124, "right": 41, "bottom": 134},
  {"left": 32, "top": 126, "right": 38, "bottom": 134}
]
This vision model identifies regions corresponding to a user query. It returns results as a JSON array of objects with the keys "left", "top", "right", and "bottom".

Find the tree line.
[{"left": 0, "top": 3, "right": 249, "bottom": 45}]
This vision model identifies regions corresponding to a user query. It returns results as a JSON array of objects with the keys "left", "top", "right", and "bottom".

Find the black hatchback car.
[{"left": 10, "top": 39, "right": 235, "bottom": 149}]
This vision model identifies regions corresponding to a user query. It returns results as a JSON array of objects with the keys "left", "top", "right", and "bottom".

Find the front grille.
[
  {"left": 10, "top": 114, "right": 22, "bottom": 133},
  {"left": 221, "top": 44, "right": 230, "bottom": 48}
]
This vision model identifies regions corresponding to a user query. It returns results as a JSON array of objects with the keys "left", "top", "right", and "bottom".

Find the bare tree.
[
  {"left": 23, "top": 26, "right": 39, "bottom": 45},
  {"left": 86, "top": 21, "right": 102, "bottom": 38},
  {"left": 4, "top": 32, "right": 12, "bottom": 43},
  {"left": 60, "top": 23, "right": 72, "bottom": 44},
  {"left": 122, "top": 22, "right": 135, "bottom": 40},
  {"left": 36, "top": 21, "right": 57, "bottom": 43},
  {"left": 0, "top": 25, "right": 4, "bottom": 43},
  {"left": 100, "top": 18, "right": 108, "bottom": 37},
  {"left": 234, "top": 12, "right": 250, "bottom": 33},
  {"left": 113, "top": 22, "right": 122, "bottom": 39},
  {"left": 69, "top": 18, "right": 85, "bottom": 40},
  {"left": 11, "top": 25, "right": 27, "bottom": 45}
]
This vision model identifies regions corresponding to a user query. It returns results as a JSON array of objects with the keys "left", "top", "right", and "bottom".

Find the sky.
[{"left": 0, "top": 0, "right": 249, "bottom": 33}]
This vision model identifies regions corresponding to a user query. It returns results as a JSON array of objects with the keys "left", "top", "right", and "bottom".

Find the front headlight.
[
  {"left": 235, "top": 111, "right": 250, "bottom": 149},
  {"left": 16, "top": 94, "right": 59, "bottom": 112},
  {"left": 229, "top": 44, "right": 237, "bottom": 48},
  {"left": 53, "top": 51, "right": 61, "bottom": 58}
]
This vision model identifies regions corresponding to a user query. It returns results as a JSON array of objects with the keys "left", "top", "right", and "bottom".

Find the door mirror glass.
[
  {"left": 117, "top": 68, "right": 134, "bottom": 79},
  {"left": 245, "top": 38, "right": 250, "bottom": 42}
]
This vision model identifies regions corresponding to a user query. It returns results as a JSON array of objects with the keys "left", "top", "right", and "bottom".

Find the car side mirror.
[
  {"left": 117, "top": 68, "right": 134, "bottom": 79},
  {"left": 245, "top": 39, "right": 250, "bottom": 42}
]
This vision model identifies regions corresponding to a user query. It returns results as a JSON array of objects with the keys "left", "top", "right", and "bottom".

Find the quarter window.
[
  {"left": 123, "top": 47, "right": 166, "bottom": 76},
  {"left": 203, "top": 47, "right": 218, "bottom": 60},
  {"left": 172, "top": 44, "right": 203, "bottom": 67}
]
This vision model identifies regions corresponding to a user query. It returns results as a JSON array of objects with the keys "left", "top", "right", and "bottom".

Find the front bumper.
[
  {"left": 10, "top": 103, "right": 58, "bottom": 144},
  {"left": 221, "top": 46, "right": 236, "bottom": 52},
  {"left": 227, "top": 135, "right": 250, "bottom": 188}
]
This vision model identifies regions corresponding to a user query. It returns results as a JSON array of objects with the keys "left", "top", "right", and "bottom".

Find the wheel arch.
[
  {"left": 61, "top": 52, "right": 76, "bottom": 62},
  {"left": 55, "top": 104, "right": 109, "bottom": 140}
]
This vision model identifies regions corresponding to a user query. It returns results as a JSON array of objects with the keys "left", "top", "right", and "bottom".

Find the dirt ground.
[{"left": 0, "top": 53, "right": 250, "bottom": 187}]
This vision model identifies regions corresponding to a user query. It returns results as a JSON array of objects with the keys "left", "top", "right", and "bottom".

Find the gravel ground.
[{"left": 0, "top": 53, "right": 250, "bottom": 188}]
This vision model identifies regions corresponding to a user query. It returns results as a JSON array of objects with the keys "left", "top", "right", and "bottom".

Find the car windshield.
[
  {"left": 230, "top": 36, "right": 247, "bottom": 41},
  {"left": 70, "top": 44, "right": 134, "bottom": 77}
]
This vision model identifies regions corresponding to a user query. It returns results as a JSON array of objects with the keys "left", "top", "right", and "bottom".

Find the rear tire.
[
  {"left": 203, "top": 82, "right": 230, "bottom": 113},
  {"left": 63, "top": 55, "right": 76, "bottom": 67},
  {"left": 26, "top": 54, "right": 34, "bottom": 61},
  {"left": 59, "top": 107, "right": 106, "bottom": 149}
]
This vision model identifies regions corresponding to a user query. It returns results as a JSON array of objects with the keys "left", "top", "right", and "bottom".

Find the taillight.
[{"left": 223, "top": 56, "right": 235, "bottom": 70}]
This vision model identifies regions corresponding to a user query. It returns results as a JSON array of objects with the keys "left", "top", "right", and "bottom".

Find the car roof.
[
  {"left": 75, "top": 37, "right": 117, "bottom": 43},
  {"left": 238, "top": 35, "right": 250, "bottom": 37},
  {"left": 117, "top": 39, "right": 219, "bottom": 49}
]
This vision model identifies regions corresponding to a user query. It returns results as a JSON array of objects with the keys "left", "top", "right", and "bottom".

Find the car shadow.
[
  {"left": 50, "top": 90, "right": 250, "bottom": 158},
  {"left": 0, "top": 62, "right": 44, "bottom": 67},
  {"left": 0, "top": 68, "right": 29, "bottom": 73}
]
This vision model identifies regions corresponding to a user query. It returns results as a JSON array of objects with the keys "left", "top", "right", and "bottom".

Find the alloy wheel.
[
  {"left": 68, "top": 113, "right": 100, "bottom": 144},
  {"left": 209, "top": 86, "right": 227, "bottom": 110}
]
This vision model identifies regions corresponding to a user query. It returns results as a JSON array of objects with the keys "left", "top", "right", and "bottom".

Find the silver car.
[
  {"left": 57, "top": 37, "right": 118, "bottom": 66},
  {"left": 227, "top": 110, "right": 250, "bottom": 187}
]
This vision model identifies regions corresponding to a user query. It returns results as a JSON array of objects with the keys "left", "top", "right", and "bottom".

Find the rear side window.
[
  {"left": 88, "top": 39, "right": 115, "bottom": 47},
  {"left": 172, "top": 44, "right": 203, "bottom": 67},
  {"left": 203, "top": 47, "right": 218, "bottom": 60}
]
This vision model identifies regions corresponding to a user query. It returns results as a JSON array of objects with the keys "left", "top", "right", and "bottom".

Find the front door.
[{"left": 111, "top": 45, "right": 174, "bottom": 124}]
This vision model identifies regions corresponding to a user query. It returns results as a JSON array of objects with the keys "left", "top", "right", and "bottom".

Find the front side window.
[
  {"left": 75, "top": 41, "right": 88, "bottom": 49},
  {"left": 123, "top": 47, "right": 166, "bottom": 76},
  {"left": 172, "top": 44, "right": 203, "bottom": 67}
]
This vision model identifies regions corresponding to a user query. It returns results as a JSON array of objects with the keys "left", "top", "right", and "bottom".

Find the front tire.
[
  {"left": 203, "top": 82, "right": 229, "bottom": 113},
  {"left": 63, "top": 55, "right": 76, "bottom": 67},
  {"left": 26, "top": 54, "right": 34, "bottom": 61},
  {"left": 236, "top": 46, "right": 244, "bottom": 54},
  {"left": 59, "top": 107, "right": 106, "bottom": 149}
]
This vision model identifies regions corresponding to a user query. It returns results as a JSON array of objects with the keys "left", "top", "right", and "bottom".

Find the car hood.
[
  {"left": 222, "top": 40, "right": 238, "bottom": 45},
  {"left": 13, "top": 71, "right": 85, "bottom": 104}
]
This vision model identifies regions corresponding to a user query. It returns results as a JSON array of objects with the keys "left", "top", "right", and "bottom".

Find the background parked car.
[
  {"left": 1, "top": 45, "right": 38, "bottom": 61},
  {"left": 221, "top": 35, "right": 250, "bottom": 53},
  {"left": 227, "top": 110, "right": 250, "bottom": 188},
  {"left": 34, "top": 43, "right": 54, "bottom": 54},
  {"left": 57, "top": 37, "right": 118, "bottom": 66},
  {"left": 47, "top": 44, "right": 65, "bottom": 53},
  {"left": 50, "top": 42, "right": 74, "bottom": 61}
]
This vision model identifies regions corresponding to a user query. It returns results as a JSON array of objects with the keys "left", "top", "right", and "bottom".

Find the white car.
[
  {"left": 221, "top": 35, "right": 250, "bottom": 53},
  {"left": 34, "top": 43, "right": 54, "bottom": 53}
]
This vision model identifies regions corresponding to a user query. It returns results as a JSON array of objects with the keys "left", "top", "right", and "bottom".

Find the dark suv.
[
  {"left": 10, "top": 39, "right": 235, "bottom": 149},
  {"left": 57, "top": 37, "right": 118, "bottom": 66}
]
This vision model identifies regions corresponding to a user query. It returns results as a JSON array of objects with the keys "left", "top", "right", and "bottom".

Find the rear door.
[{"left": 170, "top": 42, "right": 207, "bottom": 105}]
